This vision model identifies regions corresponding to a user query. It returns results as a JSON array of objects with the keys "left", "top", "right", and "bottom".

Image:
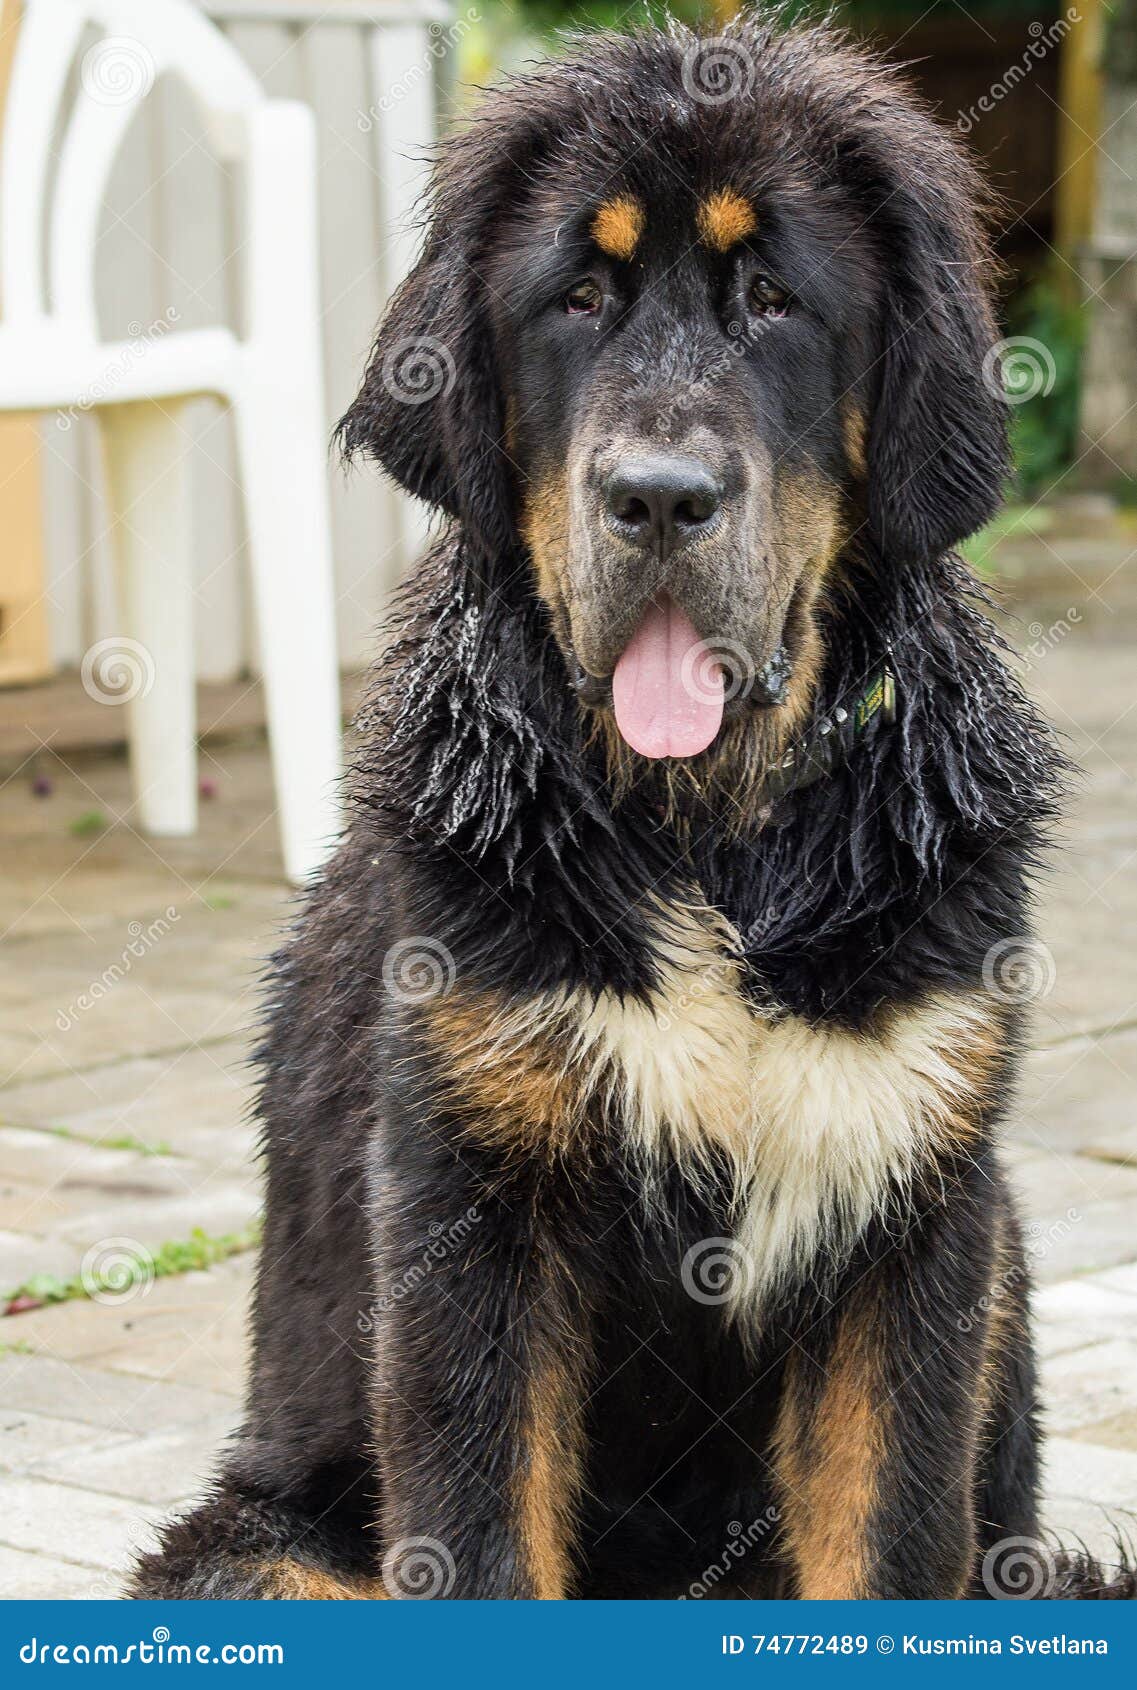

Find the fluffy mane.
[{"left": 350, "top": 534, "right": 1065, "bottom": 1022}]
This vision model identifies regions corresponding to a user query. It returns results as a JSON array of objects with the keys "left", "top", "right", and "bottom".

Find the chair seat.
[{"left": 0, "top": 323, "right": 242, "bottom": 412}]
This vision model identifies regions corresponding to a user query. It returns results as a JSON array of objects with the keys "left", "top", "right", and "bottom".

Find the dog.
[{"left": 131, "top": 17, "right": 1132, "bottom": 1601}]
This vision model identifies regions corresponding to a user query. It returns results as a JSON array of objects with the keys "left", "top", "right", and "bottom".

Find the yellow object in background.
[
  {"left": 1054, "top": 0, "right": 1104, "bottom": 261},
  {"left": 0, "top": 0, "right": 53, "bottom": 687}
]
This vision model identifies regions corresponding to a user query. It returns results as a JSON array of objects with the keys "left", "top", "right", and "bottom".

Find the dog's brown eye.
[
  {"left": 565, "top": 280, "right": 603, "bottom": 315},
  {"left": 750, "top": 275, "right": 789, "bottom": 316}
]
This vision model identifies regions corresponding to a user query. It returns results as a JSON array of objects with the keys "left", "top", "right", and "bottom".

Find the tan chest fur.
[
  {"left": 571, "top": 905, "right": 998, "bottom": 1304},
  {"left": 425, "top": 903, "right": 1001, "bottom": 1309}
]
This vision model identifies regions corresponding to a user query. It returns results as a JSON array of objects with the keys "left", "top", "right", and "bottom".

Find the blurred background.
[{"left": 1, "top": 0, "right": 1135, "bottom": 1600}]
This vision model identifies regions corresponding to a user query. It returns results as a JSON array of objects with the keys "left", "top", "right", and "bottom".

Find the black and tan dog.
[{"left": 132, "top": 18, "right": 1131, "bottom": 1601}]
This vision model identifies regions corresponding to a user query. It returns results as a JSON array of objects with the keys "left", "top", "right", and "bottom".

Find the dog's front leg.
[
  {"left": 371, "top": 1139, "right": 590, "bottom": 1600},
  {"left": 771, "top": 1189, "right": 997, "bottom": 1600}
]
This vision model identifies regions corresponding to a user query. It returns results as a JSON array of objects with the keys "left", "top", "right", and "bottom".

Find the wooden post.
[
  {"left": 1078, "top": 0, "right": 1137, "bottom": 481},
  {"left": 0, "top": 0, "right": 53, "bottom": 686},
  {"left": 1053, "top": 0, "right": 1106, "bottom": 261}
]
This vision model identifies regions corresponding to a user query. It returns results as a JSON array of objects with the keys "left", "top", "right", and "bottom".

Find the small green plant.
[
  {"left": 2, "top": 1219, "right": 263, "bottom": 1313},
  {"left": 101, "top": 1134, "right": 174, "bottom": 1157},
  {"left": 6, "top": 1271, "right": 70, "bottom": 1307},
  {"left": 43, "top": 1124, "right": 174, "bottom": 1157},
  {"left": 147, "top": 1223, "right": 263, "bottom": 1278},
  {"left": 68, "top": 809, "right": 108, "bottom": 838}
]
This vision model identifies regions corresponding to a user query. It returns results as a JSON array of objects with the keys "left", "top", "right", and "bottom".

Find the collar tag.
[
  {"left": 854, "top": 663, "right": 896, "bottom": 733},
  {"left": 761, "top": 661, "right": 897, "bottom": 808}
]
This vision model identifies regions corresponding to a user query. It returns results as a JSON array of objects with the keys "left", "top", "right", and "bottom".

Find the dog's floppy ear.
[
  {"left": 337, "top": 215, "right": 515, "bottom": 565},
  {"left": 855, "top": 108, "right": 1010, "bottom": 565}
]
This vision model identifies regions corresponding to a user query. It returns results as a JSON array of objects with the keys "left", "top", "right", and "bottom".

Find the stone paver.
[
  {"left": 0, "top": 1352, "right": 238, "bottom": 1436},
  {"left": 0, "top": 1041, "right": 259, "bottom": 1169},
  {"left": 1035, "top": 1271, "right": 1137, "bottom": 1360},
  {"left": 1042, "top": 1439, "right": 1137, "bottom": 1541},
  {"left": 0, "top": 1545, "right": 113, "bottom": 1599},
  {"left": 1017, "top": 1029, "right": 1137, "bottom": 1157},
  {"left": 0, "top": 741, "right": 277, "bottom": 1598},
  {"left": 31, "top": 1416, "right": 240, "bottom": 1506},
  {"left": 2, "top": 537, "right": 1137, "bottom": 1597},
  {"left": 0, "top": 1477, "right": 165, "bottom": 1571}
]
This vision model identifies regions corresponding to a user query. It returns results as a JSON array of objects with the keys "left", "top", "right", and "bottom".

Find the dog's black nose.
[{"left": 604, "top": 456, "right": 721, "bottom": 559}]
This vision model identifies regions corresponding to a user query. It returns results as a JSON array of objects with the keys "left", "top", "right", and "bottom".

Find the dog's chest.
[
  {"left": 428, "top": 906, "right": 995, "bottom": 1305},
  {"left": 568, "top": 905, "right": 992, "bottom": 1303}
]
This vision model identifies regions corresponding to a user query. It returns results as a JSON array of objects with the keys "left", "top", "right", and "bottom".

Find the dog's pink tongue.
[{"left": 612, "top": 597, "right": 724, "bottom": 759}]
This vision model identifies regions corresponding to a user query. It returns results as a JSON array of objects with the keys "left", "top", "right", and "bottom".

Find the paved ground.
[{"left": 1, "top": 513, "right": 1136, "bottom": 1598}]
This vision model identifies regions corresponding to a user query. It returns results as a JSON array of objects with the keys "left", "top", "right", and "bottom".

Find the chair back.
[{"left": 1, "top": 0, "right": 262, "bottom": 335}]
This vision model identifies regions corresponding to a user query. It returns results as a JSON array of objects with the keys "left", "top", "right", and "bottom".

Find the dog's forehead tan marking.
[
  {"left": 697, "top": 188, "right": 758, "bottom": 252},
  {"left": 591, "top": 195, "right": 645, "bottom": 261}
]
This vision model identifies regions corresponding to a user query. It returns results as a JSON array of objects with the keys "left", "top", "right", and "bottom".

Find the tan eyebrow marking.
[
  {"left": 590, "top": 196, "right": 645, "bottom": 261},
  {"left": 697, "top": 189, "right": 758, "bottom": 252}
]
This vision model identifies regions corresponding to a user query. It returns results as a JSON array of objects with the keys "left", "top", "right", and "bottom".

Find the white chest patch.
[{"left": 558, "top": 903, "right": 997, "bottom": 1308}]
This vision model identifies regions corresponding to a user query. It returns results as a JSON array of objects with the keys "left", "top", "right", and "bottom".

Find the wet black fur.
[{"left": 131, "top": 17, "right": 1133, "bottom": 1602}]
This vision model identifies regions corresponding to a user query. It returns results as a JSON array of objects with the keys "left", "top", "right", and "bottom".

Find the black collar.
[{"left": 761, "top": 662, "right": 897, "bottom": 805}]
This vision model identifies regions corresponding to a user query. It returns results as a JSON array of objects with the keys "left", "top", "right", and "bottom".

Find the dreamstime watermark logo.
[
  {"left": 18, "top": 1625, "right": 283, "bottom": 1665},
  {"left": 358, "top": 10, "right": 480, "bottom": 130},
  {"left": 982, "top": 937, "right": 1056, "bottom": 1003},
  {"left": 957, "top": 11, "right": 1081, "bottom": 135},
  {"left": 381, "top": 936, "right": 456, "bottom": 1004},
  {"left": 983, "top": 336, "right": 1057, "bottom": 407},
  {"left": 682, "top": 36, "right": 754, "bottom": 105},
  {"left": 81, "top": 36, "right": 156, "bottom": 107},
  {"left": 680, "top": 639, "right": 757, "bottom": 710},
  {"left": 681, "top": 1507, "right": 781, "bottom": 1598},
  {"left": 982, "top": 1535, "right": 1057, "bottom": 1599},
  {"left": 56, "top": 907, "right": 179, "bottom": 1031},
  {"left": 1023, "top": 606, "right": 1083, "bottom": 672},
  {"left": 381, "top": 1536, "right": 456, "bottom": 1599},
  {"left": 681, "top": 1236, "right": 753, "bottom": 1305},
  {"left": 80, "top": 1237, "right": 155, "bottom": 1306},
  {"left": 381, "top": 336, "right": 455, "bottom": 406},
  {"left": 957, "top": 1207, "right": 1080, "bottom": 1334},
  {"left": 80, "top": 637, "right": 155, "bottom": 706},
  {"left": 58, "top": 308, "right": 181, "bottom": 430},
  {"left": 358, "top": 1207, "right": 481, "bottom": 1331}
]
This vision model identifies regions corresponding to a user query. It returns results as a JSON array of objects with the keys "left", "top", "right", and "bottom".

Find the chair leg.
[
  {"left": 232, "top": 384, "right": 342, "bottom": 883},
  {"left": 98, "top": 400, "right": 197, "bottom": 838}
]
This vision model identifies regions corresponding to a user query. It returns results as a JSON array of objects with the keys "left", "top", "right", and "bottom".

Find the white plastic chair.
[{"left": 0, "top": 0, "right": 343, "bottom": 882}]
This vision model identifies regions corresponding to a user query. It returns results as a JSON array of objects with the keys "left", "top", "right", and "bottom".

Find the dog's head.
[{"left": 342, "top": 21, "right": 1007, "bottom": 763}]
